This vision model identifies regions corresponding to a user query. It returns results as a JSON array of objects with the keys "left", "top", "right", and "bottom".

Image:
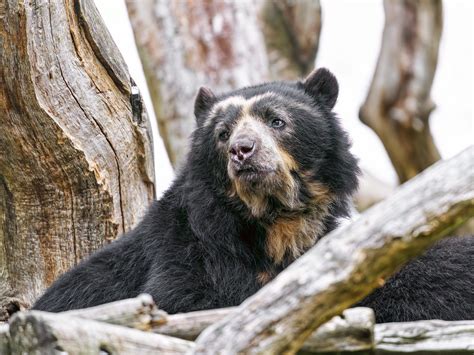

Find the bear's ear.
[
  {"left": 302, "top": 68, "right": 339, "bottom": 109},
  {"left": 194, "top": 86, "right": 216, "bottom": 126}
]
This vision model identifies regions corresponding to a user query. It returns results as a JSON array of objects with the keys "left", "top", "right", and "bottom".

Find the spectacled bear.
[{"left": 33, "top": 68, "right": 473, "bottom": 323}]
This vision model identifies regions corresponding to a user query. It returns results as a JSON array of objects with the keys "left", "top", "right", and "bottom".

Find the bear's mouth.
[{"left": 231, "top": 165, "right": 275, "bottom": 183}]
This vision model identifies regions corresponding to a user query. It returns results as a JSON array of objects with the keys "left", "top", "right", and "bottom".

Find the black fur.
[
  {"left": 357, "top": 236, "right": 474, "bottom": 322},
  {"left": 33, "top": 69, "right": 473, "bottom": 323}
]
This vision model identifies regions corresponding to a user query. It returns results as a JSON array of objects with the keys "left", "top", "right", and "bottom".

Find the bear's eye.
[
  {"left": 218, "top": 130, "right": 230, "bottom": 142},
  {"left": 271, "top": 118, "right": 285, "bottom": 129}
]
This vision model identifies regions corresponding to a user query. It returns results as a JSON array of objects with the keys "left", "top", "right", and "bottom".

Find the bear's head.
[{"left": 186, "top": 68, "right": 359, "bottom": 263}]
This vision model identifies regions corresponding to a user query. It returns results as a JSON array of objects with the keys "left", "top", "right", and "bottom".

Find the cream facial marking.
[{"left": 205, "top": 93, "right": 279, "bottom": 127}]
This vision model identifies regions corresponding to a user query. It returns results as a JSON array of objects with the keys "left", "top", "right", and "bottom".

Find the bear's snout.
[{"left": 229, "top": 137, "right": 256, "bottom": 165}]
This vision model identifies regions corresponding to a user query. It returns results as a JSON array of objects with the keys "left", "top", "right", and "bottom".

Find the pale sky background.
[{"left": 95, "top": 0, "right": 473, "bottom": 197}]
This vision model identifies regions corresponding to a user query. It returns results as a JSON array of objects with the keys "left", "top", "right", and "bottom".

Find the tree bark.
[
  {"left": 259, "top": 0, "right": 321, "bottom": 80},
  {"left": 126, "top": 0, "right": 269, "bottom": 166},
  {"left": 359, "top": 0, "right": 442, "bottom": 183},
  {"left": 193, "top": 147, "right": 474, "bottom": 354},
  {"left": 0, "top": 0, "right": 155, "bottom": 313},
  {"left": 374, "top": 319, "right": 474, "bottom": 353}
]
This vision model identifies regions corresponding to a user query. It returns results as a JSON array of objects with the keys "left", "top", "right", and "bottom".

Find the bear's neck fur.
[{"left": 181, "top": 168, "right": 342, "bottom": 267}]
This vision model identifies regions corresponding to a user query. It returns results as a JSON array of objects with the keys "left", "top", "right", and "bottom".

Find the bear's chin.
[{"left": 228, "top": 165, "right": 276, "bottom": 185}]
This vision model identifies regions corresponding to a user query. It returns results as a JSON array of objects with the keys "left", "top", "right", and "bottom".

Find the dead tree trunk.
[
  {"left": 259, "top": 0, "right": 321, "bottom": 80},
  {"left": 359, "top": 0, "right": 443, "bottom": 183},
  {"left": 193, "top": 147, "right": 474, "bottom": 354},
  {"left": 126, "top": 0, "right": 269, "bottom": 166},
  {"left": 0, "top": 0, "right": 155, "bottom": 314}
]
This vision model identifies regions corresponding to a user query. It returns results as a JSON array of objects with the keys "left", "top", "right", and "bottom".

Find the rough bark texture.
[
  {"left": 126, "top": 0, "right": 269, "bottom": 165},
  {"left": 360, "top": 0, "right": 443, "bottom": 183},
  {"left": 0, "top": 0, "right": 155, "bottom": 312},
  {"left": 193, "top": 147, "right": 474, "bottom": 354},
  {"left": 259, "top": 0, "right": 321, "bottom": 80},
  {"left": 374, "top": 320, "right": 474, "bottom": 353},
  {"left": 153, "top": 306, "right": 375, "bottom": 352},
  {"left": 8, "top": 311, "right": 194, "bottom": 354}
]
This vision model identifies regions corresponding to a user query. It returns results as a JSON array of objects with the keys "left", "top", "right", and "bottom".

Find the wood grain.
[{"left": 0, "top": 0, "right": 155, "bottom": 311}]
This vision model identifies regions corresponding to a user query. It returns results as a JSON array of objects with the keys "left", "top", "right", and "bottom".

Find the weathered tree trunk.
[
  {"left": 0, "top": 0, "right": 155, "bottom": 314},
  {"left": 193, "top": 147, "right": 474, "bottom": 354},
  {"left": 259, "top": 0, "right": 321, "bottom": 80},
  {"left": 359, "top": 0, "right": 442, "bottom": 183},
  {"left": 126, "top": 0, "right": 269, "bottom": 165}
]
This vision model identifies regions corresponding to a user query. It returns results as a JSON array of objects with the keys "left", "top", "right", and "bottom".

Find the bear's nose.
[{"left": 229, "top": 139, "right": 255, "bottom": 163}]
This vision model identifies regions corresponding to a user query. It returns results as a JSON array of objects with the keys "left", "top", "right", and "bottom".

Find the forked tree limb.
[
  {"left": 359, "top": 0, "right": 443, "bottom": 183},
  {"left": 193, "top": 147, "right": 474, "bottom": 354}
]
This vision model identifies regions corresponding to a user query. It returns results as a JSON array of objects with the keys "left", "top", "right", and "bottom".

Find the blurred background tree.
[
  {"left": 360, "top": 0, "right": 442, "bottom": 183},
  {"left": 126, "top": 0, "right": 269, "bottom": 166}
]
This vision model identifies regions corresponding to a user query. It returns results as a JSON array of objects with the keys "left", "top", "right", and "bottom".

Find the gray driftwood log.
[
  {"left": 359, "top": 0, "right": 443, "bottom": 183},
  {"left": 154, "top": 307, "right": 375, "bottom": 352},
  {"left": 259, "top": 0, "right": 321, "bottom": 80},
  {"left": 0, "top": 0, "right": 155, "bottom": 314},
  {"left": 193, "top": 147, "right": 474, "bottom": 354},
  {"left": 2, "top": 296, "right": 473, "bottom": 353},
  {"left": 375, "top": 319, "right": 474, "bottom": 353},
  {"left": 63, "top": 293, "right": 166, "bottom": 331},
  {"left": 8, "top": 311, "right": 194, "bottom": 354}
]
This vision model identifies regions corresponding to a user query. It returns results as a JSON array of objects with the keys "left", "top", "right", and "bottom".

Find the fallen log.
[
  {"left": 154, "top": 307, "right": 375, "bottom": 353},
  {"left": 8, "top": 311, "right": 194, "bottom": 354},
  {"left": 2, "top": 297, "right": 473, "bottom": 353},
  {"left": 63, "top": 293, "right": 166, "bottom": 330},
  {"left": 374, "top": 320, "right": 474, "bottom": 353},
  {"left": 193, "top": 147, "right": 474, "bottom": 354}
]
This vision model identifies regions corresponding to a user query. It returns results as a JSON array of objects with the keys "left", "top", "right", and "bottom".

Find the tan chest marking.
[{"left": 265, "top": 181, "right": 333, "bottom": 263}]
